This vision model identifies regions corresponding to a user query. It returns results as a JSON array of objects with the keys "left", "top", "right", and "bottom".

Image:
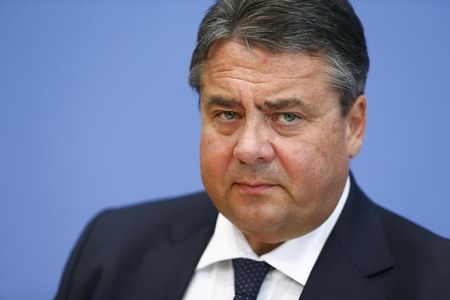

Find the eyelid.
[
  {"left": 272, "top": 112, "right": 303, "bottom": 124},
  {"left": 215, "top": 110, "right": 241, "bottom": 121}
]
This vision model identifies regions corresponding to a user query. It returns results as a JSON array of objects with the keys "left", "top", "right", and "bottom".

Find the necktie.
[{"left": 232, "top": 258, "right": 274, "bottom": 300}]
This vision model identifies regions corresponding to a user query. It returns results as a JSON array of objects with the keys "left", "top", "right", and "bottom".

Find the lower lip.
[{"left": 235, "top": 183, "right": 276, "bottom": 195}]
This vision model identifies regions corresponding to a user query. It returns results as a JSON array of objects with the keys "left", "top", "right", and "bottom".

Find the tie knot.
[{"left": 232, "top": 258, "right": 274, "bottom": 300}]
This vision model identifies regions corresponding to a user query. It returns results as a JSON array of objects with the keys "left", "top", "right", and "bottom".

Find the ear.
[{"left": 346, "top": 95, "right": 367, "bottom": 158}]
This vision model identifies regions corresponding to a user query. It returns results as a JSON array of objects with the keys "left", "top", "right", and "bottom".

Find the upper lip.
[{"left": 235, "top": 181, "right": 276, "bottom": 187}]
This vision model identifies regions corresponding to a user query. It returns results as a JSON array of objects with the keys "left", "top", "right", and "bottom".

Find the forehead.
[
  {"left": 200, "top": 39, "right": 335, "bottom": 102},
  {"left": 204, "top": 39, "right": 328, "bottom": 77}
]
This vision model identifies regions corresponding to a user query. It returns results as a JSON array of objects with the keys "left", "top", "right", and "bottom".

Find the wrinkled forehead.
[
  {"left": 199, "top": 39, "right": 335, "bottom": 93},
  {"left": 198, "top": 39, "right": 342, "bottom": 112}
]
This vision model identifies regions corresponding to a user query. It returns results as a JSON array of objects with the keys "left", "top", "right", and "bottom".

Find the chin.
[{"left": 235, "top": 214, "right": 286, "bottom": 238}]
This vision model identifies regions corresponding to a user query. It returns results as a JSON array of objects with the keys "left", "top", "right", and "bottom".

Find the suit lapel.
[
  {"left": 125, "top": 196, "right": 218, "bottom": 300},
  {"left": 300, "top": 176, "right": 394, "bottom": 300}
]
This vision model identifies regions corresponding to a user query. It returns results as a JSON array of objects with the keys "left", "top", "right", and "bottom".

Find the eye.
[
  {"left": 275, "top": 113, "right": 301, "bottom": 124},
  {"left": 217, "top": 111, "right": 239, "bottom": 120}
]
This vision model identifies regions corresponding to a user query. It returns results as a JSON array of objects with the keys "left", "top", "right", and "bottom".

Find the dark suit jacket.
[{"left": 55, "top": 178, "right": 450, "bottom": 299}]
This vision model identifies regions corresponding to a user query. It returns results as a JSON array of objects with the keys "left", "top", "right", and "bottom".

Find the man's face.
[{"left": 199, "top": 40, "right": 365, "bottom": 253}]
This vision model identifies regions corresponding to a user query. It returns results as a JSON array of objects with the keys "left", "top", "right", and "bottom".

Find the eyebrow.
[
  {"left": 204, "top": 96, "right": 243, "bottom": 109},
  {"left": 260, "top": 98, "right": 319, "bottom": 118},
  {"left": 260, "top": 98, "right": 312, "bottom": 111}
]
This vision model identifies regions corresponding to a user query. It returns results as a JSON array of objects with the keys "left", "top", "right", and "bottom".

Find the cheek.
[
  {"left": 277, "top": 128, "right": 347, "bottom": 187},
  {"left": 278, "top": 143, "right": 321, "bottom": 186},
  {"left": 200, "top": 131, "right": 234, "bottom": 187},
  {"left": 313, "top": 128, "right": 349, "bottom": 190}
]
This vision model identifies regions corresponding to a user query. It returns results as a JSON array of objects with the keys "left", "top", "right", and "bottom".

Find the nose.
[{"left": 233, "top": 121, "right": 275, "bottom": 164}]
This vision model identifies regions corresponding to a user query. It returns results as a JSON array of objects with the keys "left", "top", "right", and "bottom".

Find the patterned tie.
[{"left": 232, "top": 258, "right": 274, "bottom": 300}]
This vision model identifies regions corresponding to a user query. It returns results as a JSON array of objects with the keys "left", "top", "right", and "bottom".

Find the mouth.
[{"left": 234, "top": 181, "right": 278, "bottom": 195}]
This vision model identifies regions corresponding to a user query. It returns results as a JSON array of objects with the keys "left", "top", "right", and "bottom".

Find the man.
[{"left": 56, "top": 0, "right": 450, "bottom": 299}]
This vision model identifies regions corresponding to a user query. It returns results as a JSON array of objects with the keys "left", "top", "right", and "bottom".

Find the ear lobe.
[{"left": 347, "top": 95, "right": 367, "bottom": 158}]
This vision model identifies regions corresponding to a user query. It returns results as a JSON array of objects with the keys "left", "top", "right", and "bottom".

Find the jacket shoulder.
[
  {"left": 336, "top": 178, "right": 450, "bottom": 299},
  {"left": 95, "top": 191, "right": 216, "bottom": 230},
  {"left": 376, "top": 204, "right": 450, "bottom": 254},
  {"left": 77, "top": 191, "right": 217, "bottom": 257},
  {"left": 374, "top": 202, "right": 450, "bottom": 298},
  {"left": 55, "top": 191, "right": 217, "bottom": 300}
]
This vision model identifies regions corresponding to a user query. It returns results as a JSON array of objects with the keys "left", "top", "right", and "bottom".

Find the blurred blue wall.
[{"left": 1, "top": 1, "right": 449, "bottom": 299}]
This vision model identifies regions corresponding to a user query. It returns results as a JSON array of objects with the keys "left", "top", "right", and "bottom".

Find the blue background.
[{"left": 1, "top": 1, "right": 449, "bottom": 299}]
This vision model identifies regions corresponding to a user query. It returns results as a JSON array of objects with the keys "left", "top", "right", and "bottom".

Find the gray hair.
[{"left": 188, "top": 0, "right": 369, "bottom": 115}]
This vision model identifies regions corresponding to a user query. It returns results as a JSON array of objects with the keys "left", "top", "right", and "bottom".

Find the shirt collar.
[{"left": 196, "top": 176, "right": 351, "bottom": 286}]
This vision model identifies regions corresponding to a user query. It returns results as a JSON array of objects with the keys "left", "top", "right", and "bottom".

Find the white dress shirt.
[{"left": 183, "top": 177, "right": 350, "bottom": 300}]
